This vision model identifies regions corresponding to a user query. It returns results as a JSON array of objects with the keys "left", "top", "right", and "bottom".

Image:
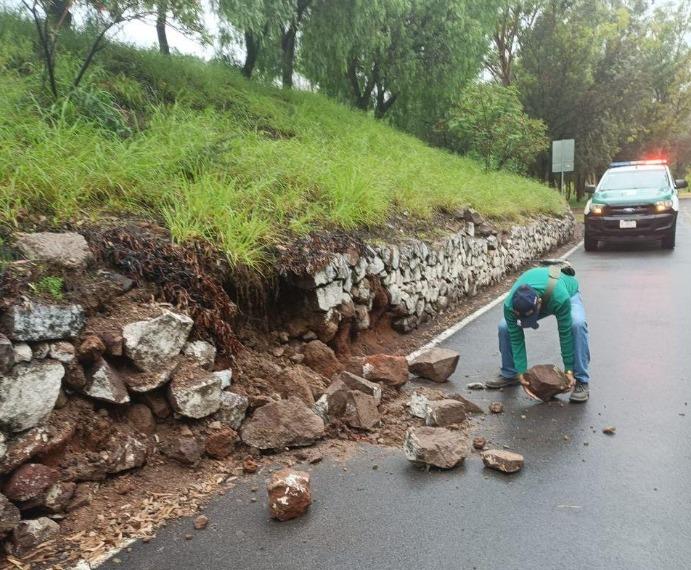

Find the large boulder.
[
  {"left": 167, "top": 363, "right": 222, "bottom": 419},
  {"left": 408, "top": 348, "right": 460, "bottom": 383},
  {"left": 11, "top": 517, "right": 60, "bottom": 555},
  {"left": 481, "top": 449, "right": 524, "bottom": 473},
  {"left": 0, "top": 360, "right": 64, "bottom": 433},
  {"left": 363, "top": 354, "right": 408, "bottom": 387},
  {"left": 216, "top": 392, "right": 249, "bottom": 429},
  {"left": 0, "top": 493, "right": 20, "bottom": 538},
  {"left": 267, "top": 469, "right": 312, "bottom": 521},
  {"left": 241, "top": 397, "right": 325, "bottom": 450},
  {"left": 122, "top": 360, "right": 179, "bottom": 393},
  {"left": 524, "top": 364, "right": 570, "bottom": 402},
  {"left": 83, "top": 358, "right": 130, "bottom": 404},
  {"left": 123, "top": 310, "right": 193, "bottom": 371},
  {"left": 1, "top": 303, "right": 85, "bottom": 342},
  {"left": 302, "top": 340, "right": 343, "bottom": 379},
  {"left": 403, "top": 427, "right": 469, "bottom": 469},
  {"left": 14, "top": 231, "right": 93, "bottom": 269}
]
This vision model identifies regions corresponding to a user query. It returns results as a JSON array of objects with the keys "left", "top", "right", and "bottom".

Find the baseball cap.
[{"left": 512, "top": 285, "right": 541, "bottom": 329}]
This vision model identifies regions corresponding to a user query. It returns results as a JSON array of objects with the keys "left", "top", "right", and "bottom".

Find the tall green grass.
[{"left": 0, "top": 11, "right": 566, "bottom": 271}]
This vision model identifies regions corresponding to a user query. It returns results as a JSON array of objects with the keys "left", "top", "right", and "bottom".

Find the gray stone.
[
  {"left": 167, "top": 364, "right": 221, "bottom": 419},
  {"left": 84, "top": 359, "right": 130, "bottom": 404},
  {"left": 122, "top": 360, "right": 178, "bottom": 393},
  {"left": 15, "top": 231, "right": 93, "bottom": 268},
  {"left": 13, "top": 342, "right": 32, "bottom": 364},
  {"left": 11, "top": 517, "right": 60, "bottom": 554},
  {"left": 241, "top": 397, "right": 325, "bottom": 450},
  {"left": 403, "top": 427, "right": 470, "bottom": 469},
  {"left": 425, "top": 399, "right": 467, "bottom": 427},
  {"left": 407, "top": 392, "right": 430, "bottom": 419},
  {"left": 342, "top": 391, "right": 380, "bottom": 430},
  {"left": 182, "top": 340, "right": 216, "bottom": 370},
  {"left": 213, "top": 369, "right": 233, "bottom": 390},
  {"left": 216, "top": 391, "right": 249, "bottom": 429},
  {"left": 409, "top": 347, "right": 460, "bottom": 383},
  {"left": 123, "top": 310, "right": 193, "bottom": 372},
  {"left": 314, "top": 281, "right": 348, "bottom": 312},
  {"left": 0, "top": 360, "right": 64, "bottom": 433},
  {"left": 49, "top": 341, "right": 75, "bottom": 363},
  {"left": 1, "top": 303, "right": 85, "bottom": 342}
]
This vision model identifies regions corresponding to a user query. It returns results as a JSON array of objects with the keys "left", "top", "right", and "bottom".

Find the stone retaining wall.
[{"left": 286, "top": 211, "right": 576, "bottom": 340}]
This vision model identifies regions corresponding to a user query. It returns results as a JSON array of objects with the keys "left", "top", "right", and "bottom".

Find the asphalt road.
[{"left": 102, "top": 203, "right": 691, "bottom": 570}]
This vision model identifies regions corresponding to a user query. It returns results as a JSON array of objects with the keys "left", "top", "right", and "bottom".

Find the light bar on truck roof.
[{"left": 609, "top": 160, "right": 667, "bottom": 168}]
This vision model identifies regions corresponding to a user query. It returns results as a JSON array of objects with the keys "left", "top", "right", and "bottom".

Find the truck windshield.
[{"left": 599, "top": 169, "right": 668, "bottom": 191}]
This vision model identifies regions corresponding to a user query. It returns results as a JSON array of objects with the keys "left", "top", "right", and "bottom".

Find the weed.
[{"left": 31, "top": 276, "right": 64, "bottom": 300}]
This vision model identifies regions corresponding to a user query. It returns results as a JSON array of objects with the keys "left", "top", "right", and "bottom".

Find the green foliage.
[
  {"left": 443, "top": 83, "right": 548, "bottom": 173},
  {"left": 0, "top": 10, "right": 565, "bottom": 272},
  {"left": 301, "top": 0, "right": 498, "bottom": 135},
  {"left": 510, "top": 0, "right": 691, "bottom": 188},
  {"left": 31, "top": 276, "right": 65, "bottom": 300}
]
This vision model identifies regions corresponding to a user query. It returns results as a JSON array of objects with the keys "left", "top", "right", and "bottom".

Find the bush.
[{"left": 442, "top": 83, "right": 549, "bottom": 174}]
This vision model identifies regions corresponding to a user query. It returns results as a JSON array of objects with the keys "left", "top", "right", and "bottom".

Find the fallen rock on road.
[
  {"left": 481, "top": 449, "right": 524, "bottom": 473},
  {"left": 408, "top": 347, "right": 460, "bottom": 383},
  {"left": 267, "top": 469, "right": 312, "bottom": 521},
  {"left": 403, "top": 427, "right": 470, "bottom": 469},
  {"left": 523, "top": 364, "right": 570, "bottom": 402}
]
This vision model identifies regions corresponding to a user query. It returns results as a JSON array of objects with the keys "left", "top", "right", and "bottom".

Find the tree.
[
  {"left": 216, "top": 0, "right": 312, "bottom": 87},
  {"left": 301, "top": 0, "right": 497, "bottom": 135},
  {"left": 22, "top": 0, "right": 202, "bottom": 99},
  {"left": 485, "top": 0, "right": 542, "bottom": 86},
  {"left": 443, "top": 83, "right": 548, "bottom": 172}
]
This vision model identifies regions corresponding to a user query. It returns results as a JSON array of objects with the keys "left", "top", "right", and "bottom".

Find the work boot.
[
  {"left": 569, "top": 380, "right": 589, "bottom": 402},
  {"left": 486, "top": 375, "right": 520, "bottom": 389}
]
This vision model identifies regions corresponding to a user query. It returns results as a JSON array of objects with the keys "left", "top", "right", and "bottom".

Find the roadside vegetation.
[{"left": 0, "top": 11, "right": 564, "bottom": 271}]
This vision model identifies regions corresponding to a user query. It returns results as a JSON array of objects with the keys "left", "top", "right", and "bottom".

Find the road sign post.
[{"left": 551, "top": 139, "right": 575, "bottom": 194}]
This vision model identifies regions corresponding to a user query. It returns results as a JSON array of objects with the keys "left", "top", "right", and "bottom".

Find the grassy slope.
[{"left": 0, "top": 12, "right": 565, "bottom": 271}]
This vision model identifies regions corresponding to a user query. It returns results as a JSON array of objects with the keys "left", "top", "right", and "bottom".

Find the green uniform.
[{"left": 503, "top": 267, "right": 580, "bottom": 374}]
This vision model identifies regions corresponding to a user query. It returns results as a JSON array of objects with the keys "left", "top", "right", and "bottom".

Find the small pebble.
[
  {"left": 185, "top": 534, "right": 193, "bottom": 540},
  {"left": 602, "top": 426, "right": 616, "bottom": 435},
  {"left": 372, "top": 464, "right": 379, "bottom": 470}
]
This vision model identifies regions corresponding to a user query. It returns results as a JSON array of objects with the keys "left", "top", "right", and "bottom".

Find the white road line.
[{"left": 407, "top": 240, "right": 584, "bottom": 361}]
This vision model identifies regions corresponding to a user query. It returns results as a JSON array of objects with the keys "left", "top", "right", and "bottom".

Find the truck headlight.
[
  {"left": 655, "top": 200, "right": 673, "bottom": 212},
  {"left": 585, "top": 202, "right": 604, "bottom": 215}
]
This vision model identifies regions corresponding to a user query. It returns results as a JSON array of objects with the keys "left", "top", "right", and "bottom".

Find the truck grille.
[{"left": 605, "top": 204, "right": 655, "bottom": 216}]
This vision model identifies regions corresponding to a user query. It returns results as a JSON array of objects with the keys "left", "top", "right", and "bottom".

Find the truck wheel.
[
  {"left": 661, "top": 230, "right": 676, "bottom": 250},
  {"left": 584, "top": 232, "right": 597, "bottom": 252}
]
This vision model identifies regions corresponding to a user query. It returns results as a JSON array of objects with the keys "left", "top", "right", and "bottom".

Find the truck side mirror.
[
  {"left": 675, "top": 179, "right": 688, "bottom": 189},
  {"left": 585, "top": 184, "right": 596, "bottom": 194}
]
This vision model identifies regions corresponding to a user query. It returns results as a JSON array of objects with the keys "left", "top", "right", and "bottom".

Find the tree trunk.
[
  {"left": 374, "top": 83, "right": 397, "bottom": 119},
  {"left": 156, "top": 1, "right": 170, "bottom": 56},
  {"left": 281, "top": 26, "right": 297, "bottom": 89},
  {"left": 243, "top": 30, "right": 260, "bottom": 79}
]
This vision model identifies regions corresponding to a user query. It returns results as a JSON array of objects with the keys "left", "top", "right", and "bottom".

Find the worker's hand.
[
  {"left": 519, "top": 373, "right": 539, "bottom": 400},
  {"left": 565, "top": 370, "right": 576, "bottom": 390}
]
